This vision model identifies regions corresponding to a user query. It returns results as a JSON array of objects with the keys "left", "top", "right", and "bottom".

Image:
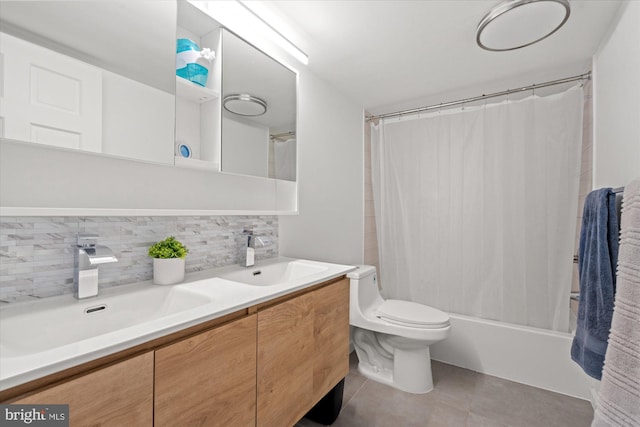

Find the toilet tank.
[{"left": 347, "top": 265, "right": 380, "bottom": 313}]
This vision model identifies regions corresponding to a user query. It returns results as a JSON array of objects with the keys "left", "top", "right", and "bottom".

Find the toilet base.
[
  {"left": 353, "top": 328, "right": 435, "bottom": 394},
  {"left": 393, "top": 345, "right": 433, "bottom": 393}
]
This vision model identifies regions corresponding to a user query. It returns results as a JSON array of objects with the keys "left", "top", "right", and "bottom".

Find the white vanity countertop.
[{"left": 0, "top": 257, "right": 356, "bottom": 391}]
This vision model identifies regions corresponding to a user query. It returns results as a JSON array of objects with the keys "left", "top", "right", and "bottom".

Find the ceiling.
[{"left": 263, "top": 0, "right": 623, "bottom": 114}]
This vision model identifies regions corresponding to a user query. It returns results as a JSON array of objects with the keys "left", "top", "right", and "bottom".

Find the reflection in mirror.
[
  {"left": 0, "top": 1, "right": 176, "bottom": 165},
  {"left": 221, "top": 29, "right": 297, "bottom": 182}
]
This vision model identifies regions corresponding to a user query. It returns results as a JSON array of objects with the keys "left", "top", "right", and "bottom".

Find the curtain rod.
[
  {"left": 366, "top": 72, "right": 591, "bottom": 122},
  {"left": 270, "top": 131, "right": 295, "bottom": 139}
]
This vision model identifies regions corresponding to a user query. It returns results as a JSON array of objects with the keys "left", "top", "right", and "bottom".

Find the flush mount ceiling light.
[
  {"left": 476, "top": 0, "right": 571, "bottom": 51},
  {"left": 223, "top": 94, "right": 268, "bottom": 116}
]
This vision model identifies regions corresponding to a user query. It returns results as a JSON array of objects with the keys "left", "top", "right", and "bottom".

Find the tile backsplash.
[{"left": 0, "top": 215, "right": 278, "bottom": 303}]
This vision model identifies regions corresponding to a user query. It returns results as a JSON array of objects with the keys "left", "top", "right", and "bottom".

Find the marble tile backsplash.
[{"left": 0, "top": 216, "right": 278, "bottom": 303}]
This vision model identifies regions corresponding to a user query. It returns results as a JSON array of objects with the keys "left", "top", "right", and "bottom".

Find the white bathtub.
[{"left": 430, "top": 313, "right": 594, "bottom": 400}]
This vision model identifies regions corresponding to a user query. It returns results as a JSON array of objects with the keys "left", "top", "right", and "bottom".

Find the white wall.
[
  {"left": 593, "top": 1, "right": 640, "bottom": 188},
  {"left": 278, "top": 69, "right": 364, "bottom": 265},
  {"left": 222, "top": 116, "right": 269, "bottom": 178}
]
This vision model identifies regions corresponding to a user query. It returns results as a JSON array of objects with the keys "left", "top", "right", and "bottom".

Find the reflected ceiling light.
[
  {"left": 223, "top": 94, "right": 268, "bottom": 116},
  {"left": 476, "top": 0, "right": 571, "bottom": 51}
]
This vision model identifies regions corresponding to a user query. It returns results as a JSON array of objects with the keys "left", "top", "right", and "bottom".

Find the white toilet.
[{"left": 348, "top": 266, "right": 450, "bottom": 394}]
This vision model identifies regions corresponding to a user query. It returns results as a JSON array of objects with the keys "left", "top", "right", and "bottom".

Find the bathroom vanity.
[{"left": 0, "top": 259, "right": 353, "bottom": 427}]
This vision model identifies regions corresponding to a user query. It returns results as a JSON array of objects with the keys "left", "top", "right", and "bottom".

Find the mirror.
[
  {"left": 221, "top": 29, "right": 297, "bottom": 181},
  {"left": 0, "top": 1, "right": 176, "bottom": 165}
]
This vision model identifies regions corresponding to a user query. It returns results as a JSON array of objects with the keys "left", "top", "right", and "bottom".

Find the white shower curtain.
[
  {"left": 274, "top": 139, "right": 296, "bottom": 181},
  {"left": 371, "top": 86, "right": 583, "bottom": 332}
]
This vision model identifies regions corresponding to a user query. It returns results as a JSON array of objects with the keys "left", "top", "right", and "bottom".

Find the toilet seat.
[{"left": 376, "top": 299, "right": 450, "bottom": 329}]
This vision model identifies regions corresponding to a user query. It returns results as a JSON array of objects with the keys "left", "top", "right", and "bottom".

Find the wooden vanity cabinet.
[
  {"left": 311, "top": 278, "right": 350, "bottom": 403},
  {"left": 13, "top": 352, "right": 154, "bottom": 427},
  {"left": 257, "top": 278, "right": 350, "bottom": 427},
  {"left": 257, "top": 291, "right": 315, "bottom": 427},
  {"left": 5, "top": 276, "right": 349, "bottom": 427},
  {"left": 154, "top": 314, "right": 257, "bottom": 427}
]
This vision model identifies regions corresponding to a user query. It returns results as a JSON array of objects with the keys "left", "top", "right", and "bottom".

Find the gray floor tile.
[
  {"left": 297, "top": 355, "right": 593, "bottom": 427},
  {"left": 466, "top": 412, "right": 511, "bottom": 427},
  {"left": 343, "top": 351, "right": 367, "bottom": 406},
  {"left": 342, "top": 371, "right": 367, "bottom": 408},
  {"left": 332, "top": 379, "right": 469, "bottom": 427},
  {"left": 470, "top": 374, "right": 593, "bottom": 427},
  {"left": 431, "top": 360, "right": 479, "bottom": 411}
]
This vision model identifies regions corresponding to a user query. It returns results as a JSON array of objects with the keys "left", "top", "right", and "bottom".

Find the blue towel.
[{"left": 571, "top": 188, "right": 619, "bottom": 380}]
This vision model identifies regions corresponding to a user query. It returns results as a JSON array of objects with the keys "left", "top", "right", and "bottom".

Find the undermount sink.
[
  {"left": 219, "top": 259, "right": 329, "bottom": 286},
  {"left": 0, "top": 285, "right": 212, "bottom": 358}
]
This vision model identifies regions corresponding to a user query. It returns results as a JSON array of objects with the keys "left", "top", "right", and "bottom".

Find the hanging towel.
[
  {"left": 593, "top": 179, "right": 640, "bottom": 426},
  {"left": 571, "top": 187, "right": 620, "bottom": 380}
]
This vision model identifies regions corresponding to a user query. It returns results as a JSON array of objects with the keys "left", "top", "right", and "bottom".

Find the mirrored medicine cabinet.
[
  {"left": 0, "top": 0, "right": 297, "bottom": 184},
  {"left": 221, "top": 30, "right": 297, "bottom": 182}
]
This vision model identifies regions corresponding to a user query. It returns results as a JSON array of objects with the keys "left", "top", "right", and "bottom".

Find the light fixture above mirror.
[
  {"left": 476, "top": 0, "right": 571, "bottom": 51},
  {"left": 188, "top": 0, "right": 308, "bottom": 65}
]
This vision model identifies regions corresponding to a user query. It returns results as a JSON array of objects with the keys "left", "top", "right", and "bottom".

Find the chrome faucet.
[
  {"left": 74, "top": 233, "right": 118, "bottom": 299},
  {"left": 240, "top": 229, "right": 271, "bottom": 267}
]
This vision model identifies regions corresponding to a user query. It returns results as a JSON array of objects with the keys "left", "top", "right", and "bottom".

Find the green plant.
[{"left": 148, "top": 236, "right": 189, "bottom": 259}]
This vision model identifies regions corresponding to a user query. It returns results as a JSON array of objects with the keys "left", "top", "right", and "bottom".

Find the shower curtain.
[
  {"left": 371, "top": 86, "right": 583, "bottom": 332},
  {"left": 274, "top": 139, "right": 296, "bottom": 181}
]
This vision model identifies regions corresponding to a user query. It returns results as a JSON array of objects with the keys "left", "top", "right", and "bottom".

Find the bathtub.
[{"left": 430, "top": 313, "right": 593, "bottom": 400}]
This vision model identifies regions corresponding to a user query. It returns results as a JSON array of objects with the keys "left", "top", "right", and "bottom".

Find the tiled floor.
[{"left": 296, "top": 353, "right": 593, "bottom": 427}]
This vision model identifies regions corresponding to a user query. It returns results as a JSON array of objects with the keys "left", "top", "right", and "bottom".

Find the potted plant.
[{"left": 148, "top": 236, "right": 189, "bottom": 285}]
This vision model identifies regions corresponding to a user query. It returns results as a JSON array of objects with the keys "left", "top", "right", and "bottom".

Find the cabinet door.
[
  {"left": 14, "top": 352, "right": 153, "bottom": 427},
  {"left": 312, "top": 278, "right": 350, "bottom": 403},
  {"left": 155, "top": 314, "right": 257, "bottom": 427},
  {"left": 257, "top": 292, "right": 314, "bottom": 427}
]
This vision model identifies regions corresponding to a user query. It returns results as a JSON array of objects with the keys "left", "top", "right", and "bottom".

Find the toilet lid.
[{"left": 376, "top": 299, "right": 450, "bottom": 328}]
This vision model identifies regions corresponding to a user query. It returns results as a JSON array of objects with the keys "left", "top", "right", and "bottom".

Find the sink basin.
[
  {"left": 219, "top": 260, "right": 329, "bottom": 286},
  {"left": 0, "top": 285, "right": 212, "bottom": 358},
  {"left": 0, "top": 257, "right": 355, "bottom": 391}
]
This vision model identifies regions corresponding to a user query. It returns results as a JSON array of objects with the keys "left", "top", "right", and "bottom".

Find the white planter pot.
[{"left": 153, "top": 258, "right": 186, "bottom": 285}]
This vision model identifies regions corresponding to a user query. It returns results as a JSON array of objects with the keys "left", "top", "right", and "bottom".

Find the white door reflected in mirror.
[{"left": 0, "top": 0, "right": 176, "bottom": 165}]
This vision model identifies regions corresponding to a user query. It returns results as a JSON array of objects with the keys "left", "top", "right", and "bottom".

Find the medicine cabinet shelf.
[
  {"left": 175, "top": 76, "right": 218, "bottom": 104},
  {"left": 174, "top": 156, "right": 219, "bottom": 171}
]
